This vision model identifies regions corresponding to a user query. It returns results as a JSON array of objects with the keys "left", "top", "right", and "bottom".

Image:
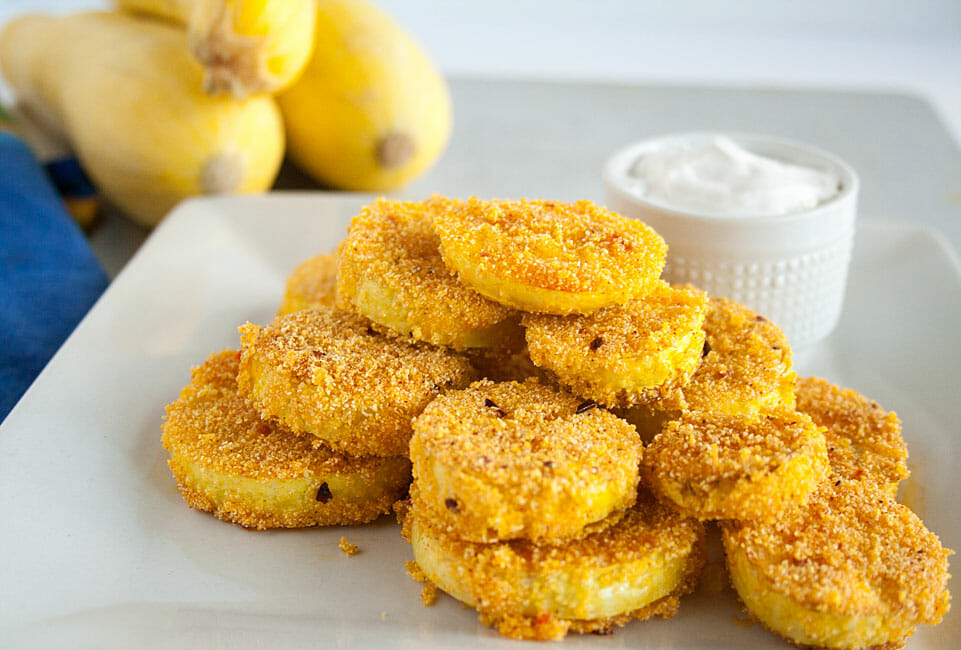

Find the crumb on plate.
[
  {"left": 421, "top": 582, "right": 438, "bottom": 606},
  {"left": 339, "top": 536, "right": 359, "bottom": 556}
]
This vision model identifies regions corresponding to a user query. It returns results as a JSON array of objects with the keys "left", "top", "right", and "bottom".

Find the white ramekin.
[{"left": 603, "top": 132, "right": 859, "bottom": 349}]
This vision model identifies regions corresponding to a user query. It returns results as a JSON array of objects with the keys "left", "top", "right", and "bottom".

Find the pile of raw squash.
[{"left": 0, "top": 0, "right": 451, "bottom": 226}]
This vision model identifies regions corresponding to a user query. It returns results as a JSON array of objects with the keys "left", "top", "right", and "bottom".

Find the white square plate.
[{"left": 2, "top": 194, "right": 959, "bottom": 649}]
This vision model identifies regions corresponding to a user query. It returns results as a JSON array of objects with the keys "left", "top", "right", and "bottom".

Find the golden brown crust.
[
  {"left": 619, "top": 296, "right": 797, "bottom": 445},
  {"left": 336, "top": 197, "right": 519, "bottom": 348},
  {"left": 727, "top": 546, "right": 917, "bottom": 650},
  {"left": 796, "top": 376, "right": 909, "bottom": 495},
  {"left": 164, "top": 350, "right": 383, "bottom": 479},
  {"left": 406, "top": 490, "right": 706, "bottom": 640},
  {"left": 433, "top": 197, "right": 667, "bottom": 314},
  {"left": 642, "top": 409, "right": 829, "bottom": 521},
  {"left": 409, "top": 379, "right": 642, "bottom": 542},
  {"left": 277, "top": 251, "right": 339, "bottom": 315},
  {"left": 524, "top": 282, "right": 708, "bottom": 407},
  {"left": 162, "top": 350, "right": 412, "bottom": 529},
  {"left": 685, "top": 296, "right": 796, "bottom": 413},
  {"left": 237, "top": 309, "right": 477, "bottom": 456},
  {"left": 723, "top": 478, "right": 951, "bottom": 623},
  {"left": 339, "top": 536, "right": 360, "bottom": 556},
  {"left": 641, "top": 295, "right": 796, "bottom": 418}
]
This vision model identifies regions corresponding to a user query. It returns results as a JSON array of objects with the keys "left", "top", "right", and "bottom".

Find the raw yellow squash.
[
  {"left": 278, "top": 0, "right": 452, "bottom": 191},
  {"left": 0, "top": 12, "right": 284, "bottom": 226},
  {"left": 115, "top": 0, "right": 316, "bottom": 97}
]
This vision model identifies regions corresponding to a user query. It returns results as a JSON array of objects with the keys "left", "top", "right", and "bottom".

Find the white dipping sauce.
[{"left": 626, "top": 136, "right": 841, "bottom": 217}]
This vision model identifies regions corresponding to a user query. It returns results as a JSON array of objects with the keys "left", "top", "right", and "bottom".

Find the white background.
[{"left": 1, "top": 0, "right": 959, "bottom": 145}]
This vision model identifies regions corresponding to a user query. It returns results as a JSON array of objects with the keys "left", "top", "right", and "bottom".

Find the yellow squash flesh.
[{"left": 0, "top": 12, "right": 284, "bottom": 226}]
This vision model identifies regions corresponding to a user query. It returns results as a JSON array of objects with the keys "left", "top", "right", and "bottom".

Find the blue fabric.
[{"left": 0, "top": 132, "right": 108, "bottom": 421}]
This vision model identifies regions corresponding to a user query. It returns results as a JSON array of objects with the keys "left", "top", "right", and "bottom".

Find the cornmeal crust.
[
  {"left": 409, "top": 379, "right": 642, "bottom": 542},
  {"left": 796, "top": 376, "right": 909, "bottom": 496},
  {"left": 162, "top": 350, "right": 411, "bottom": 529},
  {"left": 723, "top": 478, "right": 951, "bottom": 649},
  {"left": 433, "top": 197, "right": 667, "bottom": 314},
  {"left": 238, "top": 309, "right": 476, "bottom": 456},
  {"left": 405, "top": 490, "right": 705, "bottom": 640},
  {"left": 642, "top": 409, "right": 829, "bottom": 521},
  {"left": 683, "top": 296, "right": 796, "bottom": 414},
  {"left": 337, "top": 197, "right": 520, "bottom": 349},
  {"left": 622, "top": 295, "right": 797, "bottom": 439},
  {"left": 277, "top": 251, "right": 339, "bottom": 315},
  {"left": 524, "top": 282, "right": 708, "bottom": 407}
]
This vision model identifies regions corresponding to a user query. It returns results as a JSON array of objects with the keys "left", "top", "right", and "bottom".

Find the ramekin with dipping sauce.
[{"left": 603, "top": 132, "right": 859, "bottom": 349}]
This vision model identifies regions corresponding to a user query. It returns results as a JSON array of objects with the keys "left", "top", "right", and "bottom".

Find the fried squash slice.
[
  {"left": 405, "top": 490, "right": 705, "bottom": 640},
  {"left": 163, "top": 350, "right": 411, "bottom": 529}
]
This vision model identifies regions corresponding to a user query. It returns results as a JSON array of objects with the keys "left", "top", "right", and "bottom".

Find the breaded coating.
[
  {"left": 618, "top": 296, "right": 796, "bottom": 441},
  {"left": 237, "top": 309, "right": 477, "bottom": 456},
  {"left": 339, "top": 537, "right": 360, "bottom": 556},
  {"left": 409, "top": 379, "right": 642, "bottom": 542},
  {"left": 277, "top": 251, "right": 339, "bottom": 315},
  {"left": 162, "top": 350, "right": 412, "bottom": 529},
  {"left": 723, "top": 478, "right": 952, "bottom": 649},
  {"left": 404, "top": 490, "right": 706, "bottom": 640},
  {"left": 684, "top": 296, "right": 796, "bottom": 414},
  {"left": 642, "top": 409, "right": 829, "bottom": 521},
  {"left": 524, "top": 282, "right": 708, "bottom": 407},
  {"left": 433, "top": 197, "right": 667, "bottom": 315},
  {"left": 797, "top": 376, "right": 909, "bottom": 496},
  {"left": 420, "top": 582, "right": 438, "bottom": 606},
  {"left": 337, "top": 198, "right": 521, "bottom": 349}
]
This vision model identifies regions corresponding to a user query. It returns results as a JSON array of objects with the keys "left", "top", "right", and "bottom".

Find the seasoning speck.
[
  {"left": 575, "top": 399, "right": 597, "bottom": 414},
  {"left": 445, "top": 498, "right": 460, "bottom": 512},
  {"left": 316, "top": 482, "right": 333, "bottom": 503},
  {"left": 590, "top": 336, "right": 604, "bottom": 350},
  {"left": 483, "top": 398, "right": 506, "bottom": 417}
]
